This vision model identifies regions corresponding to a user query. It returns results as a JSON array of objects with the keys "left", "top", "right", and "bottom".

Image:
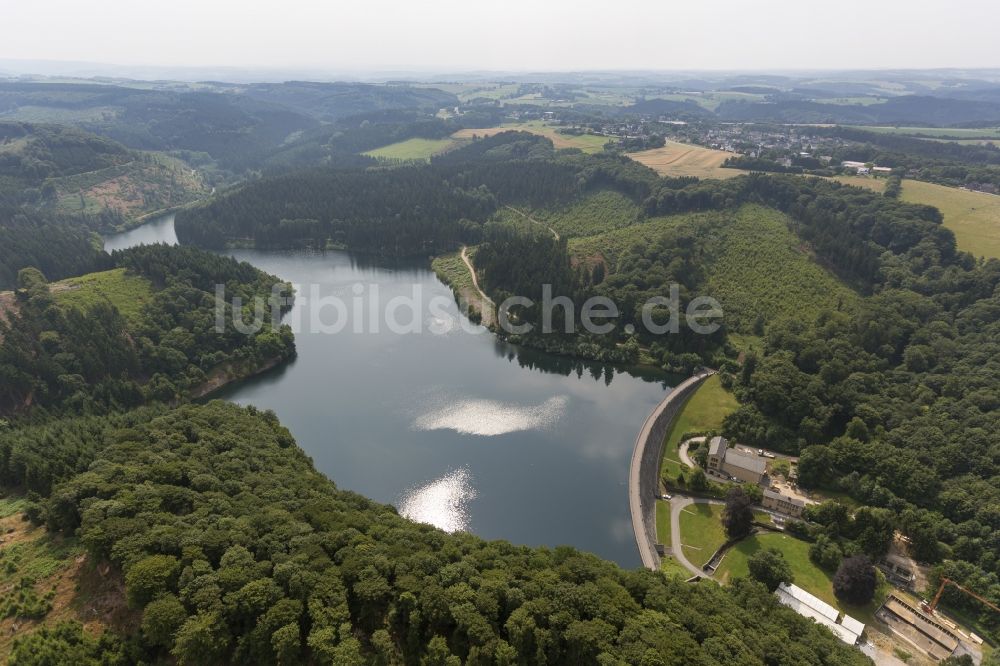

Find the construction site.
[{"left": 872, "top": 576, "right": 996, "bottom": 664}]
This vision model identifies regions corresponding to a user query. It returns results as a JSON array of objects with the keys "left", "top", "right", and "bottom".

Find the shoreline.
[
  {"left": 629, "top": 369, "right": 714, "bottom": 570},
  {"left": 189, "top": 354, "right": 291, "bottom": 401}
]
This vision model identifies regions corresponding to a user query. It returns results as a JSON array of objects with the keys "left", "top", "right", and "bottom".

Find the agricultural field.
[
  {"left": 51, "top": 268, "right": 154, "bottom": 325},
  {"left": 923, "top": 138, "right": 1000, "bottom": 147},
  {"left": 851, "top": 125, "right": 1000, "bottom": 139},
  {"left": 678, "top": 503, "right": 727, "bottom": 568},
  {"left": 831, "top": 174, "right": 886, "bottom": 192},
  {"left": 451, "top": 83, "right": 521, "bottom": 103},
  {"left": 363, "top": 137, "right": 459, "bottom": 161},
  {"left": 529, "top": 189, "right": 640, "bottom": 238},
  {"left": 451, "top": 121, "right": 609, "bottom": 153},
  {"left": 900, "top": 180, "right": 1000, "bottom": 259},
  {"left": 714, "top": 531, "right": 890, "bottom": 624},
  {"left": 831, "top": 176, "right": 1000, "bottom": 259},
  {"left": 626, "top": 140, "right": 738, "bottom": 179}
]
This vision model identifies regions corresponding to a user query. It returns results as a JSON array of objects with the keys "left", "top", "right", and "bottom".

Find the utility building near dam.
[{"left": 707, "top": 436, "right": 767, "bottom": 484}]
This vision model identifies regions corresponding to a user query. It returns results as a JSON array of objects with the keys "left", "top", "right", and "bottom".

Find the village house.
[{"left": 707, "top": 436, "right": 767, "bottom": 484}]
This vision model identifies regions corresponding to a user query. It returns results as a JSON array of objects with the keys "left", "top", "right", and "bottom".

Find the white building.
[{"left": 775, "top": 583, "right": 865, "bottom": 645}]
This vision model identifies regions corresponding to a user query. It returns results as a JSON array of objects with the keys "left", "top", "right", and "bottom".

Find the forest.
[
  {"left": 0, "top": 244, "right": 294, "bottom": 415},
  {"left": 1, "top": 400, "right": 869, "bottom": 665},
  {"left": 175, "top": 132, "right": 585, "bottom": 254},
  {"left": 461, "top": 169, "right": 1000, "bottom": 637},
  {"left": 0, "top": 121, "right": 133, "bottom": 205},
  {"left": 0, "top": 206, "right": 116, "bottom": 289}
]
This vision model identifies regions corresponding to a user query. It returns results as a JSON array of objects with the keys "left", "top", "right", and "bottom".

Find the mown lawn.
[
  {"left": 714, "top": 531, "right": 889, "bottom": 625},
  {"left": 658, "top": 499, "right": 712, "bottom": 577},
  {"left": 659, "top": 374, "right": 739, "bottom": 487},
  {"left": 655, "top": 499, "right": 671, "bottom": 547},
  {"left": 364, "top": 137, "right": 458, "bottom": 161},
  {"left": 52, "top": 268, "right": 154, "bottom": 325},
  {"left": 678, "top": 503, "right": 727, "bottom": 568}
]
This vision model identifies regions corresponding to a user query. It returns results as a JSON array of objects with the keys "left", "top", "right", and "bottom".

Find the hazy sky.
[{"left": 4, "top": 0, "right": 999, "bottom": 73}]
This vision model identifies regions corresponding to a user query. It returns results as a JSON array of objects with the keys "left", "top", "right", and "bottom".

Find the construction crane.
[{"left": 922, "top": 577, "right": 1000, "bottom": 615}]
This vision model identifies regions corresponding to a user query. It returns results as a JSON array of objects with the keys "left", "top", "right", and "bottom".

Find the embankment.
[{"left": 629, "top": 369, "right": 714, "bottom": 570}]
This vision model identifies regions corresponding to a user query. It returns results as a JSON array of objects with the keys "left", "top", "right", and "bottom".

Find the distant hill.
[
  {"left": 625, "top": 98, "right": 715, "bottom": 119},
  {"left": 239, "top": 81, "right": 458, "bottom": 121},
  {"left": 0, "top": 81, "right": 458, "bottom": 171},
  {"left": 0, "top": 121, "right": 206, "bottom": 223},
  {"left": 717, "top": 95, "right": 1000, "bottom": 126}
]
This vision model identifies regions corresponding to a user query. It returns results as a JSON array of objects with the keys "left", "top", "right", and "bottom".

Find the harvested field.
[
  {"left": 451, "top": 121, "right": 608, "bottom": 153},
  {"left": 627, "top": 141, "right": 738, "bottom": 179}
]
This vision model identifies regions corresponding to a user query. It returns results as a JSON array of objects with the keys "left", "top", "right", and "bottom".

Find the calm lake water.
[
  {"left": 102, "top": 213, "right": 178, "bottom": 252},
  {"left": 105, "top": 216, "right": 676, "bottom": 567}
]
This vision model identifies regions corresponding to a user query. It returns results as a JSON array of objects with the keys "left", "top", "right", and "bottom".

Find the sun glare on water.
[
  {"left": 398, "top": 468, "right": 477, "bottom": 532},
  {"left": 412, "top": 396, "right": 569, "bottom": 437}
]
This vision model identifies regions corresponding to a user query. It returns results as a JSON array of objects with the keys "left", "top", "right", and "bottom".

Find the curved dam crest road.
[{"left": 629, "top": 369, "right": 714, "bottom": 571}]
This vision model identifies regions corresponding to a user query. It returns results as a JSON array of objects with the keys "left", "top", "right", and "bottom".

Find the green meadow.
[{"left": 364, "top": 137, "right": 458, "bottom": 161}]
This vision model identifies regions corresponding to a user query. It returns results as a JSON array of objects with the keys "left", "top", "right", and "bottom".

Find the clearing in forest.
[{"left": 363, "top": 137, "right": 459, "bottom": 161}]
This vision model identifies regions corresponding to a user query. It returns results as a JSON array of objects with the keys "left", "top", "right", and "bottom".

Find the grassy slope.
[
  {"left": 678, "top": 503, "right": 727, "bottom": 568},
  {"left": 431, "top": 250, "right": 492, "bottom": 326},
  {"left": 51, "top": 268, "right": 154, "bottom": 326},
  {"left": 364, "top": 137, "right": 459, "bottom": 161},
  {"left": 714, "top": 531, "right": 890, "bottom": 625},
  {"left": 626, "top": 140, "right": 739, "bottom": 180},
  {"left": 659, "top": 374, "right": 739, "bottom": 485},
  {"left": 656, "top": 499, "right": 672, "bottom": 549}
]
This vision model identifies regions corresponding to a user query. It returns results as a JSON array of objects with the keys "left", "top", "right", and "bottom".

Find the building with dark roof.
[{"left": 706, "top": 436, "right": 767, "bottom": 484}]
